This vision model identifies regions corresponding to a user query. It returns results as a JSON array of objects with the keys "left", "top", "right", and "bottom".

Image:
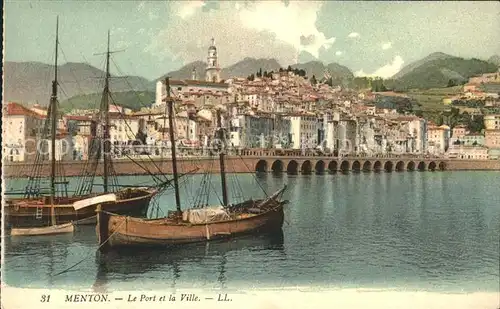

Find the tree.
[
  {"left": 310, "top": 75, "right": 317, "bottom": 85},
  {"left": 287, "top": 65, "right": 292, "bottom": 71},
  {"left": 263, "top": 70, "right": 268, "bottom": 78},
  {"left": 256, "top": 68, "right": 262, "bottom": 77},
  {"left": 247, "top": 73, "right": 255, "bottom": 81},
  {"left": 447, "top": 79, "right": 457, "bottom": 87}
]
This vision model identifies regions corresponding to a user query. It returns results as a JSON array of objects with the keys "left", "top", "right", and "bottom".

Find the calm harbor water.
[{"left": 2, "top": 172, "right": 500, "bottom": 292}]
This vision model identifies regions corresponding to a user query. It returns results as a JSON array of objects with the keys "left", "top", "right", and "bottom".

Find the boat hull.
[
  {"left": 97, "top": 200, "right": 286, "bottom": 250},
  {"left": 10, "top": 222, "right": 75, "bottom": 236},
  {"left": 4, "top": 188, "right": 157, "bottom": 230}
]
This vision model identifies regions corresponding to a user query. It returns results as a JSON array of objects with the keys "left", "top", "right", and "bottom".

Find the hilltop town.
[{"left": 3, "top": 40, "right": 500, "bottom": 163}]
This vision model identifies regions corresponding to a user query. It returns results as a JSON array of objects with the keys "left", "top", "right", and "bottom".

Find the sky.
[{"left": 4, "top": 1, "right": 500, "bottom": 80}]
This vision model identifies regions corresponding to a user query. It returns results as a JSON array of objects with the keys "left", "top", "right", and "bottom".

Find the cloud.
[
  {"left": 348, "top": 32, "right": 360, "bottom": 38},
  {"left": 146, "top": 1, "right": 335, "bottom": 67},
  {"left": 335, "top": 51, "right": 343, "bottom": 56},
  {"left": 177, "top": 1, "right": 206, "bottom": 19},
  {"left": 382, "top": 42, "right": 392, "bottom": 50},
  {"left": 354, "top": 56, "right": 404, "bottom": 79}
]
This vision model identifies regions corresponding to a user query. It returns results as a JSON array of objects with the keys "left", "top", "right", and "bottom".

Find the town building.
[
  {"left": 289, "top": 113, "right": 318, "bottom": 150},
  {"left": 3, "top": 102, "right": 46, "bottom": 162},
  {"left": 427, "top": 124, "right": 450, "bottom": 155},
  {"left": 484, "top": 114, "right": 500, "bottom": 130}
]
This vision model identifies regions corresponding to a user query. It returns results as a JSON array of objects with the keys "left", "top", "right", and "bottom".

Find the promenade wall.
[{"left": 3, "top": 156, "right": 500, "bottom": 178}]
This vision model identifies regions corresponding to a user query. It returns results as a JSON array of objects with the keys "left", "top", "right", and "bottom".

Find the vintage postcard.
[{"left": 1, "top": 1, "right": 499, "bottom": 308}]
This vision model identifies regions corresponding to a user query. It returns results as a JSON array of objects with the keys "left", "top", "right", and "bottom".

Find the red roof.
[{"left": 5, "top": 102, "right": 46, "bottom": 119}]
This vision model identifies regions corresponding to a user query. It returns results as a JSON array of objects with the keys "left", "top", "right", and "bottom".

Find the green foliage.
[
  {"left": 440, "top": 107, "right": 485, "bottom": 133},
  {"left": 394, "top": 57, "right": 497, "bottom": 89},
  {"left": 60, "top": 91, "right": 155, "bottom": 113}
]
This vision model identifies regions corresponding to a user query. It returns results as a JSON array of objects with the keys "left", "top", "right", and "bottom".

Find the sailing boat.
[
  {"left": 95, "top": 77, "right": 289, "bottom": 250},
  {"left": 5, "top": 28, "right": 169, "bottom": 232},
  {"left": 9, "top": 17, "right": 74, "bottom": 236}
]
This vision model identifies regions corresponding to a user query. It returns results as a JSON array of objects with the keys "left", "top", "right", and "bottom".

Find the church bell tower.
[{"left": 205, "top": 38, "right": 221, "bottom": 83}]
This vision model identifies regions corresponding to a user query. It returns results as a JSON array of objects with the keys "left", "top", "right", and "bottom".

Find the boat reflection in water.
[{"left": 93, "top": 230, "right": 285, "bottom": 292}]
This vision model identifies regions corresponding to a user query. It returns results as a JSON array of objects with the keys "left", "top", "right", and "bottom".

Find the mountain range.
[{"left": 3, "top": 53, "right": 499, "bottom": 107}]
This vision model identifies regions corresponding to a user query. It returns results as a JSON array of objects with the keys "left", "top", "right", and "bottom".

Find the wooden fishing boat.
[
  {"left": 6, "top": 188, "right": 157, "bottom": 229},
  {"left": 4, "top": 29, "right": 171, "bottom": 232},
  {"left": 96, "top": 77, "right": 289, "bottom": 251},
  {"left": 96, "top": 187, "right": 287, "bottom": 249},
  {"left": 10, "top": 222, "right": 75, "bottom": 236}
]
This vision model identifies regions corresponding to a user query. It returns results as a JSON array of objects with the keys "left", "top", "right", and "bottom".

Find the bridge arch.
[
  {"left": 340, "top": 160, "right": 350, "bottom": 172},
  {"left": 395, "top": 161, "right": 405, "bottom": 172},
  {"left": 352, "top": 160, "right": 361, "bottom": 172},
  {"left": 315, "top": 160, "right": 326, "bottom": 174},
  {"left": 287, "top": 160, "right": 299, "bottom": 175},
  {"left": 428, "top": 161, "right": 437, "bottom": 171},
  {"left": 301, "top": 160, "right": 313, "bottom": 175},
  {"left": 362, "top": 161, "right": 372, "bottom": 172},
  {"left": 418, "top": 161, "right": 426, "bottom": 171},
  {"left": 373, "top": 161, "right": 382, "bottom": 172},
  {"left": 255, "top": 160, "right": 267, "bottom": 173},
  {"left": 328, "top": 161, "right": 338, "bottom": 173},
  {"left": 407, "top": 161, "right": 416, "bottom": 171},
  {"left": 438, "top": 161, "right": 446, "bottom": 171},
  {"left": 384, "top": 161, "right": 394, "bottom": 172},
  {"left": 271, "top": 160, "right": 284, "bottom": 173}
]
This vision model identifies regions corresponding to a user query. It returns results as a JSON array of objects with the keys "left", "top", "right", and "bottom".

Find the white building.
[
  {"left": 447, "top": 145, "right": 489, "bottom": 160},
  {"left": 289, "top": 113, "right": 317, "bottom": 149},
  {"left": 427, "top": 124, "right": 450, "bottom": 155},
  {"left": 2, "top": 102, "right": 45, "bottom": 162}
]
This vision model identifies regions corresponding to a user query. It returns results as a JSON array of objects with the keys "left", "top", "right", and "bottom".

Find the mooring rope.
[{"left": 52, "top": 219, "right": 126, "bottom": 277}]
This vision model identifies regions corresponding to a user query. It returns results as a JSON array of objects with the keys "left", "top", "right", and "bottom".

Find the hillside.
[
  {"left": 156, "top": 58, "right": 353, "bottom": 84},
  {"left": 222, "top": 57, "right": 282, "bottom": 79},
  {"left": 59, "top": 91, "right": 155, "bottom": 113},
  {"left": 391, "top": 55, "right": 498, "bottom": 90},
  {"left": 393, "top": 52, "right": 454, "bottom": 79},
  {"left": 156, "top": 60, "right": 207, "bottom": 81},
  {"left": 3, "top": 61, "right": 153, "bottom": 105},
  {"left": 292, "top": 61, "right": 354, "bottom": 81}
]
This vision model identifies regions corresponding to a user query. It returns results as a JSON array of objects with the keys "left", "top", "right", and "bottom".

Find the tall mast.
[
  {"left": 49, "top": 16, "right": 59, "bottom": 226},
  {"left": 102, "top": 30, "right": 111, "bottom": 193},
  {"left": 166, "top": 77, "right": 182, "bottom": 214},
  {"left": 50, "top": 16, "right": 59, "bottom": 205},
  {"left": 216, "top": 109, "right": 229, "bottom": 206}
]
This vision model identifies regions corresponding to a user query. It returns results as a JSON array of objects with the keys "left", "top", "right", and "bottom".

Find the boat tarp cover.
[{"left": 183, "top": 206, "right": 231, "bottom": 224}]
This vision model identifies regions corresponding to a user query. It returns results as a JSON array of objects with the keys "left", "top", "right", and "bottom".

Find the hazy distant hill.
[
  {"left": 392, "top": 52, "right": 454, "bottom": 80},
  {"left": 157, "top": 58, "right": 353, "bottom": 84},
  {"left": 3, "top": 61, "right": 153, "bottom": 105},
  {"left": 292, "top": 61, "right": 354, "bottom": 81},
  {"left": 156, "top": 60, "right": 207, "bottom": 81},
  {"left": 391, "top": 54, "right": 498, "bottom": 90},
  {"left": 60, "top": 91, "right": 155, "bottom": 113},
  {"left": 222, "top": 57, "right": 282, "bottom": 79}
]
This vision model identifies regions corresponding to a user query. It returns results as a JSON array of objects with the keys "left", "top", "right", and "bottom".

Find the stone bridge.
[
  {"left": 246, "top": 156, "right": 448, "bottom": 174},
  {"left": 5, "top": 154, "right": 499, "bottom": 178}
]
